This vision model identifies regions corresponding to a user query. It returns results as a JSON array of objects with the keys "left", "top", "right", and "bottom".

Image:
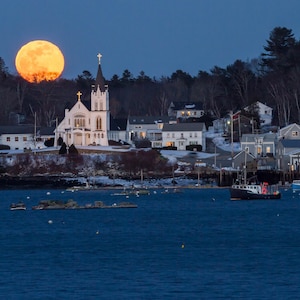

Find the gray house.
[{"left": 240, "top": 133, "right": 277, "bottom": 158}]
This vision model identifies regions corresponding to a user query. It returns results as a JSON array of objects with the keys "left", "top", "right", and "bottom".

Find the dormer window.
[{"left": 292, "top": 131, "right": 299, "bottom": 137}]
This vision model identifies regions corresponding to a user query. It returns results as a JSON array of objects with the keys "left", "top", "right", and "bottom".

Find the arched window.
[
  {"left": 74, "top": 115, "right": 85, "bottom": 128},
  {"left": 96, "top": 116, "right": 102, "bottom": 130}
]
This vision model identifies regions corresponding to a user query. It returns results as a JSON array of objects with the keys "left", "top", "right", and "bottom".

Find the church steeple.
[{"left": 94, "top": 53, "right": 106, "bottom": 92}]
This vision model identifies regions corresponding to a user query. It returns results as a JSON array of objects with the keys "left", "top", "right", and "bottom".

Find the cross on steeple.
[
  {"left": 97, "top": 53, "right": 102, "bottom": 65},
  {"left": 77, "top": 91, "right": 82, "bottom": 101}
]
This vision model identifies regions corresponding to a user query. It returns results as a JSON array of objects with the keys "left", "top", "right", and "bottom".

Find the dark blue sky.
[{"left": 2, "top": 0, "right": 300, "bottom": 80}]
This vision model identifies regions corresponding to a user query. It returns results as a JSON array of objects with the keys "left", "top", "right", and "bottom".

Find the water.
[{"left": 1, "top": 187, "right": 300, "bottom": 299}]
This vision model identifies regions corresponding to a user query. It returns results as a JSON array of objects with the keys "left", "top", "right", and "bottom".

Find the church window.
[
  {"left": 101, "top": 133, "right": 104, "bottom": 138},
  {"left": 96, "top": 117, "right": 102, "bottom": 130},
  {"left": 95, "top": 102, "right": 98, "bottom": 110},
  {"left": 89, "top": 119, "right": 90, "bottom": 125},
  {"left": 74, "top": 115, "right": 85, "bottom": 128},
  {"left": 100, "top": 102, "right": 103, "bottom": 110}
]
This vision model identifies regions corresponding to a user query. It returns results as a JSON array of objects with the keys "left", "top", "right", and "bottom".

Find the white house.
[
  {"left": 0, "top": 126, "right": 54, "bottom": 150},
  {"left": 168, "top": 102, "right": 204, "bottom": 120},
  {"left": 162, "top": 123, "right": 206, "bottom": 151},
  {"left": 244, "top": 101, "right": 273, "bottom": 126},
  {"left": 55, "top": 53, "right": 110, "bottom": 147}
]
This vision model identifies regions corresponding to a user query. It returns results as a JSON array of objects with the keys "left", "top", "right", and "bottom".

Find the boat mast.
[{"left": 244, "top": 137, "right": 248, "bottom": 184}]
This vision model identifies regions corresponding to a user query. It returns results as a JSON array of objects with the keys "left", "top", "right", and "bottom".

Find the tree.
[
  {"left": 226, "top": 60, "right": 255, "bottom": 108},
  {"left": 76, "top": 70, "right": 95, "bottom": 100},
  {"left": 261, "top": 27, "right": 296, "bottom": 72}
]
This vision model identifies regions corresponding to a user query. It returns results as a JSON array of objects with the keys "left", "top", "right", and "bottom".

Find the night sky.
[{"left": 2, "top": 0, "right": 300, "bottom": 79}]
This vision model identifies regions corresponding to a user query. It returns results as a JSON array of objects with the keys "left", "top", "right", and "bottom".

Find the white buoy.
[
  {"left": 48, "top": 220, "right": 53, "bottom": 224},
  {"left": 46, "top": 192, "right": 51, "bottom": 195}
]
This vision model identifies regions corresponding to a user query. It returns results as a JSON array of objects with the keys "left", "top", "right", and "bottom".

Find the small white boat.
[
  {"left": 291, "top": 180, "right": 300, "bottom": 191},
  {"left": 10, "top": 202, "right": 26, "bottom": 210}
]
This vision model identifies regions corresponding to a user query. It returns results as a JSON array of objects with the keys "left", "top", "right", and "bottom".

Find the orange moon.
[{"left": 15, "top": 40, "right": 65, "bottom": 83}]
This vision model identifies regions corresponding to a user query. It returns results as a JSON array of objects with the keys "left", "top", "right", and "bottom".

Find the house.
[
  {"left": 168, "top": 102, "right": 204, "bottom": 120},
  {"left": 276, "top": 139, "right": 300, "bottom": 171},
  {"left": 127, "top": 116, "right": 176, "bottom": 148},
  {"left": 275, "top": 124, "right": 300, "bottom": 173},
  {"left": 232, "top": 150, "right": 256, "bottom": 171},
  {"left": 162, "top": 122, "right": 206, "bottom": 151},
  {"left": 240, "top": 133, "right": 277, "bottom": 158},
  {"left": 244, "top": 101, "right": 273, "bottom": 126},
  {"left": 55, "top": 53, "right": 110, "bottom": 147},
  {"left": 278, "top": 123, "right": 300, "bottom": 140},
  {"left": 0, "top": 125, "right": 54, "bottom": 150}
]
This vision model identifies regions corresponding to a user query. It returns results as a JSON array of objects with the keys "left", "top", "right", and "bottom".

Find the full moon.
[{"left": 15, "top": 40, "right": 65, "bottom": 83}]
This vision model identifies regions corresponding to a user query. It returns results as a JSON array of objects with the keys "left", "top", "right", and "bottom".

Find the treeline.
[{"left": 1, "top": 26, "right": 300, "bottom": 127}]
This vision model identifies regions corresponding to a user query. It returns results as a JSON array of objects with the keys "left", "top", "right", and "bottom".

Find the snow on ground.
[{"left": 206, "top": 131, "right": 241, "bottom": 153}]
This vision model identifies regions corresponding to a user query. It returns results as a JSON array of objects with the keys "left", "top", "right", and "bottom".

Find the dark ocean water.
[{"left": 0, "top": 187, "right": 300, "bottom": 299}]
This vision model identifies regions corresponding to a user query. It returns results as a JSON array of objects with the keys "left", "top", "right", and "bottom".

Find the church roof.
[{"left": 94, "top": 60, "right": 106, "bottom": 92}]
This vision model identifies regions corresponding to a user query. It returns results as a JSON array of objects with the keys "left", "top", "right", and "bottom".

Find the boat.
[
  {"left": 230, "top": 170, "right": 281, "bottom": 201},
  {"left": 10, "top": 202, "right": 26, "bottom": 210},
  {"left": 111, "top": 187, "right": 150, "bottom": 196},
  {"left": 230, "top": 148, "right": 281, "bottom": 200},
  {"left": 230, "top": 181, "right": 281, "bottom": 200},
  {"left": 291, "top": 179, "right": 300, "bottom": 191}
]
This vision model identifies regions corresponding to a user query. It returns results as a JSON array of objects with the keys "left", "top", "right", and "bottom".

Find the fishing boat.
[
  {"left": 230, "top": 180, "right": 281, "bottom": 200},
  {"left": 230, "top": 148, "right": 281, "bottom": 200}
]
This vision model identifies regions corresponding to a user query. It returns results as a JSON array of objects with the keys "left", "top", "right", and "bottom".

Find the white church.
[{"left": 55, "top": 54, "right": 111, "bottom": 147}]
